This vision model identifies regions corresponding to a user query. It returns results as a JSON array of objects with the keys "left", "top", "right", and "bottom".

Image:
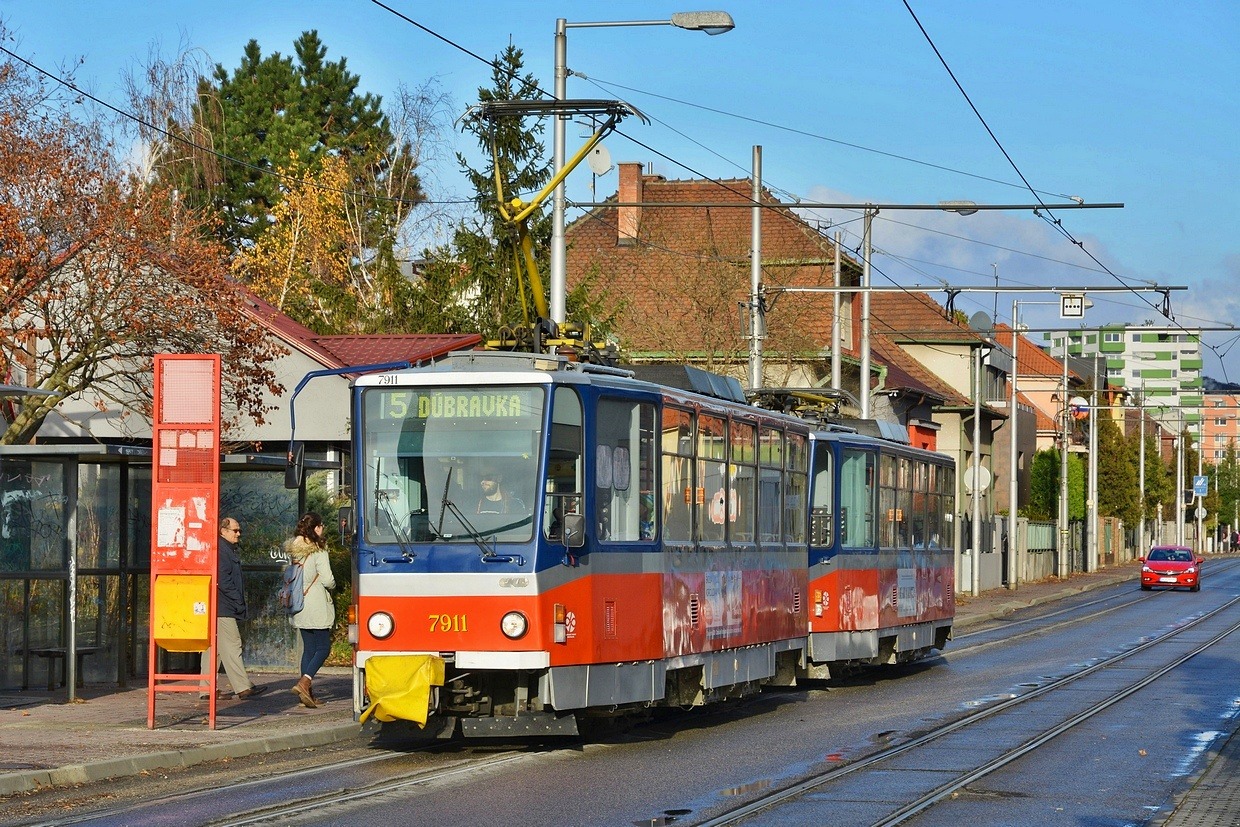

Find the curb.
[
  {"left": 0, "top": 720, "right": 364, "bottom": 797},
  {"left": 955, "top": 572, "right": 1137, "bottom": 630}
]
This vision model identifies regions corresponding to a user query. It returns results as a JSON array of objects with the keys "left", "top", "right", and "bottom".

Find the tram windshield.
[{"left": 360, "top": 385, "right": 545, "bottom": 543}]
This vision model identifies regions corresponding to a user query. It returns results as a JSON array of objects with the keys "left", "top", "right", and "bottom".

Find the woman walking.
[{"left": 287, "top": 512, "right": 335, "bottom": 708}]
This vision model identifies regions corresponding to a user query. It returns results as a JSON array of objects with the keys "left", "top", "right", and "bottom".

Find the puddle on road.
[
  {"left": 1173, "top": 730, "right": 1224, "bottom": 777},
  {"left": 961, "top": 692, "right": 1017, "bottom": 710},
  {"left": 722, "top": 779, "right": 773, "bottom": 796},
  {"left": 635, "top": 808, "right": 693, "bottom": 826}
]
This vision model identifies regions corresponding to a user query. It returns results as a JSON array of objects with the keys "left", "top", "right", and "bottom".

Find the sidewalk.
[
  {"left": 0, "top": 558, "right": 1211, "bottom": 804},
  {"left": 0, "top": 668, "right": 362, "bottom": 796}
]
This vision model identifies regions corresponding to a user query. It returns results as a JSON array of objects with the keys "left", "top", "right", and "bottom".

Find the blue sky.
[{"left": 4, "top": 1, "right": 1238, "bottom": 378}]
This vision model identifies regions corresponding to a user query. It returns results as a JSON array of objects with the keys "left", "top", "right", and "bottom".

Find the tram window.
[
  {"left": 698, "top": 414, "right": 727, "bottom": 544},
  {"left": 941, "top": 465, "right": 956, "bottom": 548},
  {"left": 596, "top": 398, "right": 656, "bottom": 542},
  {"left": 784, "top": 434, "right": 807, "bottom": 544},
  {"left": 661, "top": 406, "right": 693, "bottom": 543},
  {"left": 810, "top": 444, "right": 833, "bottom": 546},
  {"left": 896, "top": 457, "right": 912, "bottom": 548},
  {"left": 910, "top": 460, "right": 929, "bottom": 548},
  {"left": 730, "top": 420, "right": 756, "bottom": 543},
  {"left": 544, "top": 388, "right": 583, "bottom": 542},
  {"left": 362, "top": 385, "right": 544, "bottom": 544},
  {"left": 757, "top": 427, "right": 784, "bottom": 542},
  {"left": 840, "top": 448, "right": 875, "bottom": 547},
  {"left": 879, "top": 454, "right": 897, "bottom": 547}
]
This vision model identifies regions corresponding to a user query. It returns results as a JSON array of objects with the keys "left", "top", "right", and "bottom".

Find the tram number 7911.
[{"left": 429, "top": 613, "right": 469, "bottom": 632}]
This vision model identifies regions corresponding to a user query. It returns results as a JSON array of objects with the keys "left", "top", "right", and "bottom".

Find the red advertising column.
[{"left": 147, "top": 355, "right": 221, "bottom": 729}]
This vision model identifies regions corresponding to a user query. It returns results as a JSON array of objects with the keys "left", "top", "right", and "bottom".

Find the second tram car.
[{"left": 345, "top": 352, "right": 956, "bottom": 736}]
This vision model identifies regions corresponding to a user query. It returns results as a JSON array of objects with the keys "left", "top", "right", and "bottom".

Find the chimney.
[{"left": 617, "top": 162, "right": 642, "bottom": 245}]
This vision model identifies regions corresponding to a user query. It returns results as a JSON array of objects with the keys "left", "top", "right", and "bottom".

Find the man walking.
[{"left": 200, "top": 517, "right": 268, "bottom": 700}]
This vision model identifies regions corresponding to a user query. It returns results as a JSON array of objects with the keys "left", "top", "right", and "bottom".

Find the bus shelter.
[{"left": 0, "top": 446, "right": 338, "bottom": 697}]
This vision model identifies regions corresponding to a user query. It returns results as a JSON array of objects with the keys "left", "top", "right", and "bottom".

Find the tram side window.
[
  {"left": 757, "top": 427, "right": 783, "bottom": 543},
  {"left": 697, "top": 414, "right": 727, "bottom": 544},
  {"left": 910, "top": 460, "right": 930, "bottom": 548},
  {"left": 544, "top": 387, "right": 584, "bottom": 542},
  {"left": 810, "top": 443, "right": 833, "bottom": 546},
  {"left": 784, "top": 433, "right": 807, "bottom": 544},
  {"left": 730, "top": 420, "right": 757, "bottom": 544},
  {"left": 896, "top": 457, "right": 913, "bottom": 548},
  {"left": 840, "top": 448, "right": 876, "bottom": 547},
  {"left": 879, "top": 454, "right": 897, "bottom": 547},
  {"left": 595, "top": 398, "right": 656, "bottom": 542},
  {"left": 661, "top": 406, "right": 694, "bottom": 543},
  {"left": 938, "top": 464, "right": 956, "bottom": 548}
]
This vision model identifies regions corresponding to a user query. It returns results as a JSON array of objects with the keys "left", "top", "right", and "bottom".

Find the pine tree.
[
  {"left": 446, "top": 44, "right": 551, "bottom": 335},
  {"left": 160, "top": 31, "right": 419, "bottom": 253},
  {"left": 1097, "top": 415, "right": 1138, "bottom": 524}
]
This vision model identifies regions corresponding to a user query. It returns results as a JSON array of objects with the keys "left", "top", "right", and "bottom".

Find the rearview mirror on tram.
[{"left": 562, "top": 513, "right": 586, "bottom": 548}]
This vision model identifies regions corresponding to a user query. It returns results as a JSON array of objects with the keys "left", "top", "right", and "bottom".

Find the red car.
[{"left": 1140, "top": 545, "right": 1202, "bottom": 592}]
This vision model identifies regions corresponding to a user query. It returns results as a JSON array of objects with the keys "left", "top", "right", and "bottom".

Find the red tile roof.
[
  {"left": 993, "top": 322, "right": 1073, "bottom": 381},
  {"left": 566, "top": 169, "right": 850, "bottom": 356},
  {"left": 237, "top": 289, "right": 482, "bottom": 370}
]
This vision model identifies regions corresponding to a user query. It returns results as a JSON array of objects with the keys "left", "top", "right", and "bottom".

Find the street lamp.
[
  {"left": 1008, "top": 299, "right": 1058, "bottom": 591},
  {"left": 550, "top": 11, "right": 736, "bottom": 324}
]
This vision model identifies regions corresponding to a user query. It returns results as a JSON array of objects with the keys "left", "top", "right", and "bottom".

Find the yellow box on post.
[{"left": 152, "top": 574, "right": 211, "bottom": 652}]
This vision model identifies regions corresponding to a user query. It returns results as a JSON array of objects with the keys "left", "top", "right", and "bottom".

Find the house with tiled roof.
[
  {"left": 567, "top": 164, "right": 969, "bottom": 435},
  {"left": 566, "top": 164, "right": 1011, "bottom": 580}
]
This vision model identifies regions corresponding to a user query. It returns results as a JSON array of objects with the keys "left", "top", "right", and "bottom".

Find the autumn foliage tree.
[
  {"left": 0, "top": 41, "right": 284, "bottom": 444},
  {"left": 131, "top": 32, "right": 444, "bottom": 334}
]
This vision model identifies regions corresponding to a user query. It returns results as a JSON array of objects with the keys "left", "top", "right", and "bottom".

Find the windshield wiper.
[
  {"left": 437, "top": 495, "right": 526, "bottom": 566},
  {"left": 375, "top": 488, "right": 417, "bottom": 564}
]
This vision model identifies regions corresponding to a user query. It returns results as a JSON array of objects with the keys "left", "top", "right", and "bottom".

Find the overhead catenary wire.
[{"left": 9, "top": 4, "right": 1236, "bottom": 379}]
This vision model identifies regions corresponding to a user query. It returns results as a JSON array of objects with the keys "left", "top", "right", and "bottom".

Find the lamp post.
[
  {"left": 1088, "top": 356, "right": 1100, "bottom": 572},
  {"left": 970, "top": 343, "right": 987, "bottom": 597},
  {"left": 1137, "top": 384, "right": 1146, "bottom": 552},
  {"left": 1176, "top": 411, "right": 1185, "bottom": 546},
  {"left": 1059, "top": 335, "right": 1070, "bottom": 578},
  {"left": 551, "top": 11, "right": 735, "bottom": 324},
  {"left": 1194, "top": 416, "right": 1203, "bottom": 553},
  {"left": 1008, "top": 299, "right": 1058, "bottom": 590}
]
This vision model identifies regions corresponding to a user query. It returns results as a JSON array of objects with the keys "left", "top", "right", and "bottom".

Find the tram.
[{"left": 343, "top": 351, "right": 956, "bottom": 737}]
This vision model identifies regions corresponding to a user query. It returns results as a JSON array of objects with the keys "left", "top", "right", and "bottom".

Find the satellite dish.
[
  {"left": 968, "top": 311, "right": 992, "bottom": 333},
  {"left": 963, "top": 465, "right": 992, "bottom": 493},
  {"left": 587, "top": 144, "right": 612, "bottom": 176}
]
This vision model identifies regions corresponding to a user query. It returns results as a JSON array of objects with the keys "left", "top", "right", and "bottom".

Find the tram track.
[
  {"left": 695, "top": 592, "right": 1240, "bottom": 827},
  {"left": 23, "top": 743, "right": 535, "bottom": 827},
  {"left": 209, "top": 748, "right": 534, "bottom": 827}
]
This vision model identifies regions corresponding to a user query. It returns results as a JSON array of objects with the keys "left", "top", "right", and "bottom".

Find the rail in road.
[{"left": 696, "top": 591, "right": 1240, "bottom": 827}]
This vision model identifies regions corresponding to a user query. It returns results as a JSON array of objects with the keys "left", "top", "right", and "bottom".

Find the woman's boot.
[{"left": 291, "top": 675, "right": 317, "bottom": 708}]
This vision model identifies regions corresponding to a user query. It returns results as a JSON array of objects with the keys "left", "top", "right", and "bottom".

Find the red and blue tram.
[{"left": 346, "top": 352, "right": 956, "bottom": 737}]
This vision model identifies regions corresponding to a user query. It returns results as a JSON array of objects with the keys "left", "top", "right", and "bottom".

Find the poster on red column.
[{"left": 148, "top": 355, "right": 221, "bottom": 728}]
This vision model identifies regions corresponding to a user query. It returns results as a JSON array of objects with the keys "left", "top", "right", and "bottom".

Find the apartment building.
[{"left": 1047, "top": 324, "right": 1203, "bottom": 436}]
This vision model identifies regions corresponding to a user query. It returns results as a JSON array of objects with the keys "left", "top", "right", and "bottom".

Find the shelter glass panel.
[
  {"left": 1, "top": 460, "right": 66, "bottom": 573},
  {"left": 78, "top": 464, "right": 121, "bottom": 570}
]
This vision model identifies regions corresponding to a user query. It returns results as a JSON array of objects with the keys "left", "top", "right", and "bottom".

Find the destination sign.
[{"left": 373, "top": 390, "right": 533, "bottom": 420}]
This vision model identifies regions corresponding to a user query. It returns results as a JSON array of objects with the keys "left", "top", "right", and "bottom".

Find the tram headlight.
[
  {"left": 500, "top": 611, "right": 529, "bottom": 640},
  {"left": 367, "top": 611, "right": 395, "bottom": 640}
]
